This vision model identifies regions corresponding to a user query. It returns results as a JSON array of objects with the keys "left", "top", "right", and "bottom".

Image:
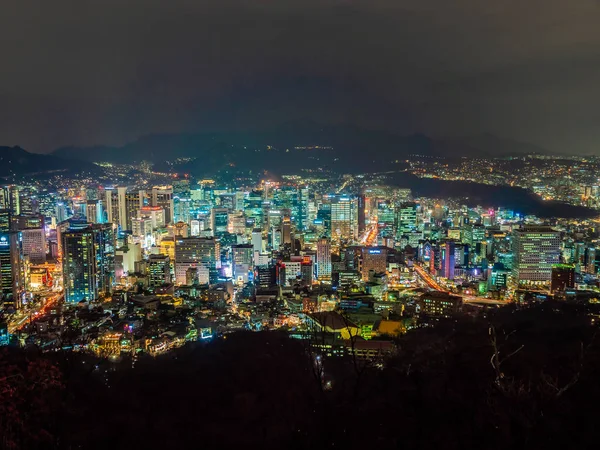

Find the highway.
[
  {"left": 360, "top": 223, "right": 379, "bottom": 246},
  {"left": 8, "top": 292, "right": 63, "bottom": 334},
  {"left": 412, "top": 262, "right": 507, "bottom": 306}
]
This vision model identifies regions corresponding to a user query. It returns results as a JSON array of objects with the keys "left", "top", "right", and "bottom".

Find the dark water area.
[{"left": 386, "top": 173, "right": 598, "bottom": 219}]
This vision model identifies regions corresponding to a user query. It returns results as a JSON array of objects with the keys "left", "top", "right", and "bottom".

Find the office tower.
[
  {"left": 173, "top": 179, "right": 190, "bottom": 197},
  {"left": 232, "top": 244, "right": 253, "bottom": 284},
  {"left": 55, "top": 202, "right": 68, "bottom": 224},
  {"left": 138, "top": 206, "right": 165, "bottom": 230},
  {"left": 442, "top": 241, "right": 456, "bottom": 280},
  {"left": 0, "top": 232, "right": 25, "bottom": 309},
  {"left": 0, "top": 210, "right": 11, "bottom": 232},
  {"left": 377, "top": 201, "right": 395, "bottom": 237},
  {"left": 316, "top": 237, "right": 332, "bottom": 279},
  {"left": 190, "top": 220, "right": 201, "bottom": 236},
  {"left": 211, "top": 207, "right": 229, "bottom": 236},
  {"left": 148, "top": 254, "right": 171, "bottom": 287},
  {"left": 244, "top": 190, "right": 264, "bottom": 229},
  {"left": 271, "top": 227, "right": 282, "bottom": 250},
  {"left": 234, "top": 191, "right": 245, "bottom": 212},
  {"left": 116, "top": 188, "right": 145, "bottom": 231},
  {"left": 585, "top": 247, "right": 596, "bottom": 274},
  {"left": 103, "top": 188, "right": 120, "bottom": 224},
  {"left": 301, "top": 257, "right": 314, "bottom": 285},
  {"left": 174, "top": 237, "right": 219, "bottom": 285},
  {"left": 512, "top": 226, "right": 560, "bottom": 285},
  {"left": 471, "top": 225, "right": 486, "bottom": 245},
  {"left": 252, "top": 229, "right": 263, "bottom": 255},
  {"left": 281, "top": 216, "right": 292, "bottom": 245},
  {"left": 116, "top": 241, "right": 141, "bottom": 278},
  {"left": 227, "top": 211, "right": 245, "bottom": 235},
  {"left": 21, "top": 228, "right": 46, "bottom": 264},
  {"left": 173, "top": 197, "right": 191, "bottom": 224},
  {"left": 0, "top": 186, "right": 13, "bottom": 211},
  {"left": 18, "top": 189, "right": 39, "bottom": 215},
  {"left": 152, "top": 186, "right": 174, "bottom": 224},
  {"left": 330, "top": 195, "right": 354, "bottom": 241},
  {"left": 255, "top": 264, "right": 277, "bottom": 289},
  {"left": 397, "top": 202, "right": 417, "bottom": 236},
  {"left": 9, "top": 187, "right": 20, "bottom": 215},
  {"left": 62, "top": 224, "right": 115, "bottom": 303},
  {"left": 488, "top": 263, "right": 510, "bottom": 291},
  {"left": 358, "top": 193, "right": 366, "bottom": 235},
  {"left": 298, "top": 186, "right": 310, "bottom": 231},
  {"left": 360, "top": 247, "right": 388, "bottom": 281},
  {"left": 86, "top": 200, "right": 105, "bottom": 224},
  {"left": 551, "top": 264, "right": 575, "bottom": 293}
]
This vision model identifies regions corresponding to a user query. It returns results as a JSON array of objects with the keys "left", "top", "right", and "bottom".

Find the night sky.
[{"left": 1, "top": 0, "right": 600, "bottom": 153}]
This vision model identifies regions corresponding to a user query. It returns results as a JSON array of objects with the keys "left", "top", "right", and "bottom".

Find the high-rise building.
[
  {"left": 86, "top": 200, "right": 105, "bottom": 224},
  {"left": 62, "top": 224, "right": 115, "bottom": 303},
  {"left": 173, "top": 197, "right": 192, "bottom": 224},
  {"left": 0, "top": 210, "right": 11, "bottom": 232},
  {"left": 512, "top": 226, "right": 560, "bottom": 285},
  {"left": 397, "top": 202, "right": 417, "bottom": 236},
  {"left": 21, "top": 228, "right": 46, "bottom": 264},
  {"left": 329, "top": 195, "right": 355, "bottom": 241},
  {"left": 360, "top": 247, "right": 388, "bottom": 281},
  {"left": 551, "top": 264, "right": 575, "bottom": 293},
  {"left": 442, "top": 241, "right": 456, "bottom": 280},
  {"left": 103, "top": 188, "right": 120, "bottom": 225},
  {"left": 116, "top": 189, "right": 145, "bottom": 231},
  {"left": 174, "top": 237, "right": 219, "bottom": 285},
  {"left": 358, "top": 193, "right": 366, "bottom": 235},
  {"left": 316, "top": 237, "right": 332, "bottom": 279},
  {"left": 138, "top": 206, "right": 165, "bottom": 230},
  {"left": 152, "top": 186, "right": 174, "bottom": 224},
  {"left": 148, "top": 254, "right": 171, "bottom": 287},
  {"left": 55, "top": 202, "right": 68, "bottom": 224},
  {"left": 232, "top": 244, "right": 253, "bottom": 284},
  {"left": 211, "top": 207, "right": 229, "bottom": 236},
  {"left": 0, "top": 232, "right": 25, "bottom": 310}
]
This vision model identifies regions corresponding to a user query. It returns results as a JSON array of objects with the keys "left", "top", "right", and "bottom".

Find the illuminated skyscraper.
[
  {"left": 86, "top": 200, "right": 105, "bottom": 224},
  {"left": 329, "top": 195, "right": 355, "bottom": 241},
  {"left": 442, "top": 241, "right": 456, "bottom": 280},
  {"left": 232, "top": 244, "right": 253, "bottom": 284},
  {"left": 0, "top": 232, "right": 25, "bottom": 310},
  {"left": 360, "top": 247, "right": 388, "bottom": 281},
  {"left": 148, "top": 254, "right": 171, "bottom": 287},
  {"left": 62, "top": 224, "right": 115, "bottom": 303},
  {"left": 211, "top": 208, "right": 229, "bottom": 236},
  {"left": 21, "top": 228, "right": 46, "bottom": 264},
  {"left": 550, "top": 264, "right": 575, "bottom": 293},
  {"left": 174, "top": 237, "right": 219, "bottom": 284},
  {"left": 512, "top": 226, "right": 560, "bottom": 285},
  {"left": 152, "top": 186, "right": 174, "bottom": 224},
  {"left": 316, "top": 237, "right": 331, "bottom": 279},
  {"left": 397, "top": 202, "right": 417, "bottom": 236}
]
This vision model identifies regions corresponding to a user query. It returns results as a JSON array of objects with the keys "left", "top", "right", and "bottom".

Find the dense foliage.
[{"left": 2, "top": 301, "right": 599, "bottom": 449}]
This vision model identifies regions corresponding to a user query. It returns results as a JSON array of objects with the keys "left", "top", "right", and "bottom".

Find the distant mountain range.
[
  {"left": 0, "top": 122, "right": 553, "bottom": 178},
  {"left": 50, "top": 122, "right": 552, "bottom": 175},
  {"left": 0, "top": 146, "right": 99, "bottom": 178}
]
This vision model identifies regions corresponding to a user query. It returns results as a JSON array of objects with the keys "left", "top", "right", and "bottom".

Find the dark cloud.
[{"left": 1, "top": 0, "right": 600, "bottom": 153}]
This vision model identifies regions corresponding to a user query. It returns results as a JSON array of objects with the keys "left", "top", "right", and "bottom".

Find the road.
[
  {"left": 8, "top": 292, "right": 63, "bottom": 334},
  {"left": 412, "top": 263, "right": 507, "bottom": 306},
  {"left": 360, "top": 223, "right": 378, "bottom": 246}
]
